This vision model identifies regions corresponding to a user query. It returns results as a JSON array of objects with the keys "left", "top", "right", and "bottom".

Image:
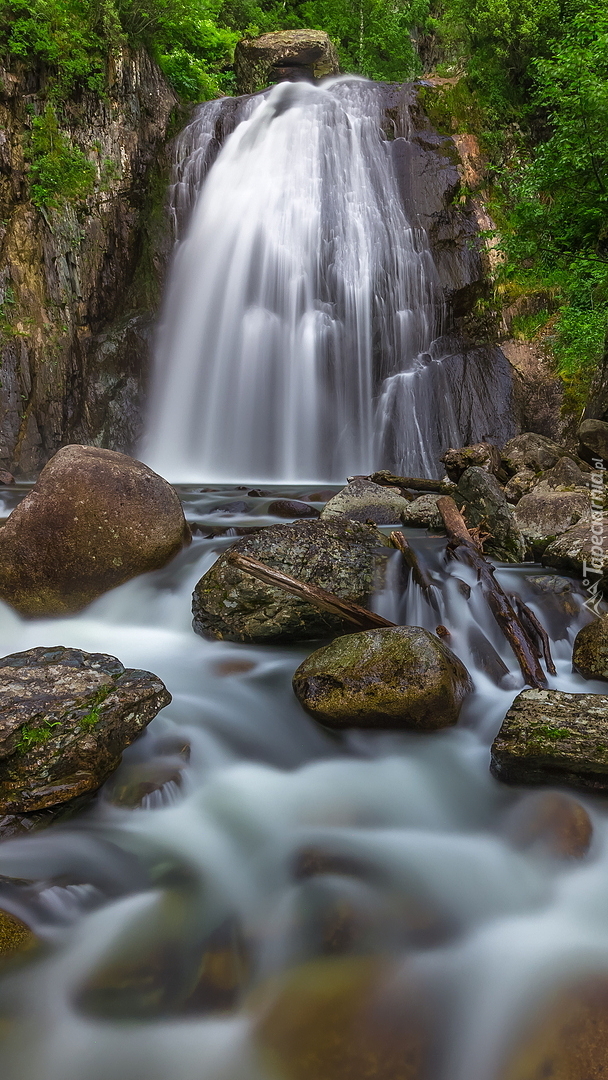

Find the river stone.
[
  {"left": 501, "top": 433, "right": 568, "bottom": 475},
  {"left": 440, "top": 442, "right": 502, "bottom": 483},
  {"left": 268, "top": 500, "right": 320, "bottom": 518},
  {"left": 542, "top": 455, "right": 589, "bottom": 488},
  {"left": 0, "top": 909, "right": 37, "bottom": 957},
  {"left": 320, "top": 480, "right": 410, "bottom": 525},
  {"left": 192, "top": 518, "right": 390, "bottom": 644},
  {"left": 513, "top": 488, "right": 590, "bottom": 558},
  {"left": 234, "top": 30, "right": 340, "bottom": 95},
  {"left": 0, "top": 646, "right": 171, "bottom": 813},
  {"left": 457, "top": 466, "right": 526, "bottom": 562},
  {"left": 504, "top": 791, "right": 593, "bottom": 860},
  {"left": 573, "top": 616, "right": 608, "bottom": 681},
  {"left": 0, "top": 445, "right": 191, "bottom": 617},
  {"left": 292, "top": 626, "right": 473, "bottom": 730},
  {"left": 401, "top": 493, "right": 443, "bottom": 529},
  {"left": 542, "top": 516, "right": 608, "bottom": 586},
  {"left": 579, "top": 418, "right": 608, "bottom": 463},
  {"left": 491, "top": 688, "right": 608, "bottom": 792},
  {"left": 504, "top": 467, "right": 539, "bottom": 504}
]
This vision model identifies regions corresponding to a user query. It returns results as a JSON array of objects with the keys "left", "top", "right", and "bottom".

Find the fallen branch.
[
  {"left": 511, "top": 595, "right": 557, "bottom": 677},
  {"left": 227, "top": 551, "right": 396, "bottom": 631},
  {"left": 390, "top": 530, "right": 438, "bottom": 611},
  {"left": 436, "top": 496, "right": 547, "bottom": 689},
  {"left": 349, "top": 470, "right": 454, "bottom": 495}
]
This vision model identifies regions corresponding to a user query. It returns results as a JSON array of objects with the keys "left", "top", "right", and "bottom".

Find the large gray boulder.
[
  {"left": 501, "top": 433, "right": 574, "bottom": 475},
  {"left": 542, "top": 516, "right": 608, "bottom": 586},
  {"left": 491, "top": 688, "right": 608, "bottom": 792},
  {"left": 457, "top": 466, "right": 526, "bottom": 561},
  {"left": 513, "top": 487, "right": 590, "bottom": 558},
  {"left": 293, "top": 626, "right": 472, "bottom": 730},
  {"left": 192, "top": 518, "right": 390, "bottom": 644},
  {"left": 320, "top": 479, "right": 411, "bottom": 525},
  {"left": 234, "top": 30, "right": 339, "bottom": 95},
  {"left": 0, "top": 445, "right": 191, "bottom": 617},
  {"left": 0, "top": 647, "right": 170, "bottom": 813},
  {"left": 401, "top": 493, "right": 443, "bottom": 529}
]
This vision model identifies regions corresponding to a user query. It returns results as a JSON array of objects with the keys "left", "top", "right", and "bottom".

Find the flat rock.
[
  {"left": 292, "top": 626, "right": 473, "bottom": 730},
  {"left": 0, "top": 646, "right": 171, "bottom": 813},
  {"left": 320, "top": 480, "right": 411, "bottom": 525},
  {"left": 192, "top": 518, "right": 390, "bottom": 644},
  {"left": 457, "top": 466, "right": 526, "bottom": 561},
  {"left": 513, "top": 488, "right": 590, "bottom": 557},
  {"left": 0, "top": 445, "right": 191, "bottom": 617},
  {"left": 491, "top": 688, "right": 608, "bottom": 792},
  {"left": 573, "top": 616, "right": 608, "bottom": 681},
  {"left": 401, "top": 493, "right": 443, "bottom": 529}
]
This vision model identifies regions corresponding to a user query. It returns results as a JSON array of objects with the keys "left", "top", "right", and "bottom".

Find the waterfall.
[{"left": 143, "top": 77, "right": 512, "bottom": 482}]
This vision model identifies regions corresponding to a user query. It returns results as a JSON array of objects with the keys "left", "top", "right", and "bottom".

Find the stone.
[
  {"left": 457, "top": 466, "right": 526, "bottom": 562},
  {"left": 192, "top": 518, "right": 390, "bottom": 644},
  {"left": 542, "top": 516, "right": 608, "bottom": 586},
  {"left": 440, "top": 442, "right": 502, "bottom": 483},
  {"left": 234, "top": 30, "right": 340, "bottom": 95},
  {"left": 542, "top": 456, "right": 588, "bottom": 488},
  {"left": 268, "top": 499, "right": 320, "bottom": 518},
  {"left": 0, "top": 909, "right": 37, "bottom": 957},
  {"left": 490, "top": 688, "right": 608, "bottom": 793},
  {"left": 513, "top": 488, "right": 590, "bottom": 558},
  {"left": 525, "top": 576, "right": 582, "bottom": 633},
  {"left": 501, "top": 433, "right": 570, "bottom": 475},
  {"left": 573, "top": 616, "right": 608, "bottom": 681},
  {"left": 579, "top": 418, "right": 608, "bottom": 463},
  {"left": 504, "top": 791, "right": 593, "bottom": 859},
  {"left": 0, "top": 445, "right": 191, "bottom": 617},
  {"left": 401, "top": 493, "right": 443, "bottom": 529},
  {"left": 504, "top": 468, "right": 538, "bottom": 504},
  {"left": 292, "top": 626, "right": 473, "bottom": 730},
  {"left": 0, "top": 471, "right": 14, "bottom": 485},
  {"left": 0, "top": 646, "right": 171, "bottom": 813},
  {"left": 320, "top": 480, "right": 411, "bottom": 525}
]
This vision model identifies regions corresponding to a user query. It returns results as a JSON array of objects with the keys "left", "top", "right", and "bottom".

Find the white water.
[
  {"left": 144, "top": 78, "right": 506, "bottom": 483},
  {"left": 0, "top": 511, "right": 607, "bottom": 1080}
]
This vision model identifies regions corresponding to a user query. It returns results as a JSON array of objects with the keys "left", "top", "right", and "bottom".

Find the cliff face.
[{"left": 0, "top": 48, "right": 178, "bottom": 477}]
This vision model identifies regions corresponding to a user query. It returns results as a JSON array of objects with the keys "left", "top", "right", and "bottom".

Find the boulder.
[
  {"left": 440, "top": 442, "right": 502, "bottom": 483},
  {"left": 292, "top": 626, "right": 473, "bottom": 730},
  {"left": 457, "top": 467, "right": 526, "bottom": 562},
  {"left": 542, "top": 516, "right": 608, "bottom": 586},
  {"left": 542, "top": 456, "right": 589, "bottom": 488},
  {"left": 504, "top": 467, "right": 538, "bottom": 504},
  {"left": 504, "top": 791, "right": 593, "bottom": 860},
  {"left": 320, "top": 480, "right": 410, "bottom": 525},
  {"left": 268, "top": 500, "right": 320, "bottom": 518},
  {"left": 490, "top": 688, "right": 608, "bottom": 793},
  {"left": 192, "top": 518, "right": 390, "bottom": 644},
  {"left": 573, "top": 616, "right": 608, "bottom": 681},
  {"left": 501, "top": 433, "right": 571, "bottom": 475},
  {"left": 513, "top": 488, "right": 590, "bottom": 558},
  {"left": 525, "top": 576, "right": 582, "bottom": 635},
  {"left": 401, "top": 493, "right": 443, "bottom": 529},
  {"left": 0, "top": 646, "right": 171, "bottom": 813},
  {"left": 234, "top": 30, "right": 339, "bottom": 95},
  {"left": 579, "top": 418, "right": 608, "bottom": 463},
  {"left": 0, "top": 445, "right": 190, "bottom": 617},
  {"left": 0, "top": 909, "right": 37, "bottom": 958}
]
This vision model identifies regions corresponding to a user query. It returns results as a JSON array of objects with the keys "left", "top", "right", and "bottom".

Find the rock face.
[
  {"left": 513, "top": 487, "right": 590, "bottom": 558},
  {"left": 573, "top": 616, "right": 608, "bottom": 681},
  {"left": 491, "top": 688, "right": 608, "bottom": 792},
  {"left": 0, "top": 445, "right": 190, "bottom": 616},
  {"left": 579, "top": 418, "right": 608, "bottom": 463},
  {"left": 234, "top": 30, "right": 340, "bottom": 95},
  {"left": 440, "top": 442, "right": 502, "bottom": 483},
  {"left": 192, "top": 518, "right": 390, "bottom": 644},
  {"left": 292, "top": 626, "right": 473, "bottom": 730},
  {"left": 320, "top": 480, "right": 411, "bottom": 525},
  {"left": 0, "top": 646, "right": 170, "bottom": 813},
  {"left": 542, "top": 517, "right": 608, "bottom": 586},
  {"left": 457, "top": 466, "right": 526, "bottom": 561},
  {"left": 0, "top": 50, "right": 178, "bottom": 476}
]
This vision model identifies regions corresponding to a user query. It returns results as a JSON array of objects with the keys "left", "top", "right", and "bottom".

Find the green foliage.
[
  {"left": 300, "top": 0, "right": 428, "bottom": 82},
  {"left": 0, "top": 0, "right": 106, "bottom": 96},
  {"left": 15, "top": 716, "right": 61, "bottom": 753},
  {"left": 28, "top": 104, "right": 96, "bottom": 208}
]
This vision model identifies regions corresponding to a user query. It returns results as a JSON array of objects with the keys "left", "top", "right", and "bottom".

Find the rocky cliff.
[{"left": 0, "top": 48, "right": 179, "bottom": 477}]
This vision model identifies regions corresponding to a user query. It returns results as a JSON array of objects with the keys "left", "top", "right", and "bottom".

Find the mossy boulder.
[
  {"left": 573, "top": 616, "right": 608, "bottom": 681},
  {"left": 457, "top": 466, "right": 526, "bottom": 562},
  {"left": 320, "top": 480, "right": 411, "bottom": 525},
  {"left": 292, "top": 626, "right": 473, "bottom": 730},
  {"left": 491, "top": 688, "right": 608, "bottom": 793},
  {"left": 513, "top": 488, "right": 590, "bottom": 558},
  {"left": 0, "top": 445, "right": 191, "bottom": 617},
  {"left": 502, "top": 433, "right": 574, "bottom": 475},
  {"left": 440, "top": 442, "right": 502, "bottom": 483},
  {"left": 0, "top": 646, "right": 170, "bottom": 813},
  {"left": 192, "top": 518, "right": 390, "bottom": 644}
]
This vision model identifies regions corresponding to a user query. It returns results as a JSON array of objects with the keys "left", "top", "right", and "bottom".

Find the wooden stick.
[
  {"left": 511, "top": 596, "right": 557, "bottom": 677},
  {"left": 227, "top": 551, "right": 396, "bottom": 631},
  {"left": 436, "top": 497, "right": 547, "bottom": 688}
]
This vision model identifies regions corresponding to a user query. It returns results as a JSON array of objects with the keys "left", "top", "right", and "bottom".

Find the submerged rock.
[
  {"left": 268, "top": 500, "right": 320, "bottom": 518},
  {"left": 192, "top": 518, "right": 390, "bottom": 644},
  {"left": 0, "top": 445, "right": 191, "bottom": 617},
  {"left": 457, "top": 466, "right": 526, "bottom": 562},
  {"left": 0, "top": 646, "right": 171, "bottom": 813},
  {"left": 234, "top": 30, "right": 340, "bottom": 95},
  {"left": 573, "top": 616, "right": 608, "bottom": 681},
  {"left": 292, "top": 626, "right": 472, "bottom": 730},
  {"left": 0, "top": 909, "right": 38, "bottom": 958},
  {"left": 513, "top": 487, "right": 590, "bottom": 558},
  {"left": 401, "top": 493, "right": 443, "bottom": 529},
  {"left": 504, "top": 791, "right": 593, "bottom": 860},
  {"left": 320, "top": 480, "right": 410, "bottom": 525},
  {"left": 491, "top": 688, "right": 608, "bottom": 793},
  {"left": 440, "top": 442, "right": 502, "bottom": 483}
]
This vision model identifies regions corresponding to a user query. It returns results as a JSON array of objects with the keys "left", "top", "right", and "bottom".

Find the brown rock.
[
  {"left": 0, "top": 445, "right": 190, "bottom": 616},
  {"left": 0, "top": 471, "right": 14, "bottom": 485},
  {"left": 0, "top": 909, "right": 37, "bottom": 957},
  {"left": 268, "top": 500, "right": 320, "bottom": 518},
  {"left": 504, "top": 791, "right": 593, "bottom": 859},
  {"left": 573, "top": 616, "right": 608, "bottom": 681},
  {"left": 235, "top": 30, "right": 340, "bottom": 95},
  {"left": 579, "top": 418, "right": 608, "bottom": 463}
]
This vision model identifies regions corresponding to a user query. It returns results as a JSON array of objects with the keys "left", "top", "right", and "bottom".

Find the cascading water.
[{"left": 143, "top": 78, "right": 511, "bottom": 483}]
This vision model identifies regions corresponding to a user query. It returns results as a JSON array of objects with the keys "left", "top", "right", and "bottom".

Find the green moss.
[
  {"left": 15, "top": 717, "right": 61, "bottom": 753},
  {"left": 78, "top": 684, "right": 112, "bottom": 729},
  {"left": 417, "top": 81, "right": 487, "bottom": 140},
  {"left": 532, "top": 724, "right": 574, "bottom": 741},
  {"left": 28, "top": 104, "right": 95, "bottom": 210}
]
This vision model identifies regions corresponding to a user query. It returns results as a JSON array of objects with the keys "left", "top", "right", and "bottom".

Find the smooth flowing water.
[
  {"left": 144, "top": 78, "right": 509, "bottom": 483},
  {"left": 0, "top": 492, "right": 606, "bottom": 1080}
]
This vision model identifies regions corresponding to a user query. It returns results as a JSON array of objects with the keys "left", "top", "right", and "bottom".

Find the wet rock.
[
  {"left": 491, "top": 688, "right": 608, "bottom": 793},
  {"left": 440, "top": 442, "right": 502, "bottom": 483},
  {"left": 457, "top": 466, "right": 526, "bottom": 562},
  {"left": 320, "top": 480, "right": 411, "bottom": 525},
  {"left": 579, "top": 418, "right": 608, "bottom": 463},
  {"left": 268, "top": 499, "right": 320, "bottom": 518},
  {"left": 573, "top": 616, "right": 608, "bottom": 681},
  {"left": 0, "top": 646, "right": 171, "bottom": 813},
  {"left": 192, "top": 518, "right": 390, "bottom": 644},
  {"left": 0, "top": 445, "right": 190, "bottom": 617},
  {"left": 234, "top": 30, "right": 340, "bottom": 95},
  {"left": 0, "top": 910, "right": 37, "bottom": 958},
  {"left": 525, "top": 575, "right": 582, "bottom": 636},
  {"left": 542, "top": 516, "right": 608, "bottom": 586},
  {"left": 401, "top": 493, "right": 443, "bottom": 529},
  {"left": 513, "top": 488, "right": 590, "bottom": 558},
  {"left": 292, "top": 626, "right": 472, "bottom": 730},
  {"left": 504, "top": 791, "right": 593, "bottom": 860},
  {"left": 504, "top": 468, "right": 538, "bottom": 504}
]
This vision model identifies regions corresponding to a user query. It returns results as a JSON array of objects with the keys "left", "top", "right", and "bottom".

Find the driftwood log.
[
  {"left": 389, "top": 530, "right": 438, "bottom": 612},
  {"left": 227, "top": 551, "right": 396, "bottom": 631},
  {"left": 436, "top": 496, "right": 551, "bottom": 689},
  {"left": 349, "top": 470, "right": 455, "bottom": 495}
]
